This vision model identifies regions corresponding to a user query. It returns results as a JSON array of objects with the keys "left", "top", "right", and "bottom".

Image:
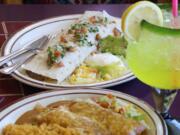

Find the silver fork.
[
  {"left": 0, "top": 35, "right": 51, "bottom": 74},
  {"left": 0, "top": 50, "right": 39, "bottom": 74},
  {"left": 0, "top": 35, "right": 49, "bottom": 67}
]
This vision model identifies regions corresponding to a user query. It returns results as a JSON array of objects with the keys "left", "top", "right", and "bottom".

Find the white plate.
[
  {"left": 0, "top": 88, "right": 167, "bottom": 135},
  {"left": 1, "top": 14, "right": 135, "bottom": 89}
]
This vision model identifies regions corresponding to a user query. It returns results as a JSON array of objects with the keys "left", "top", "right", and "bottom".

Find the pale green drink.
[{"left": 127, "top": 20, "right": 180, "bottom": 89}]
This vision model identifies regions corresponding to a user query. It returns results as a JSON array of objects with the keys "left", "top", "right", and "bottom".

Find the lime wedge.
[
  {"left": 141, "top": 20, "right": 180, "bottom": 35},
  {"left": 121, "top": 1, "right": 163, "bottom": 41}
]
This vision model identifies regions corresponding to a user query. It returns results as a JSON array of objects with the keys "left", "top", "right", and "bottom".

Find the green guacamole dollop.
[{"left": 99, "top": 36, "right": 127, "bottom": 57}]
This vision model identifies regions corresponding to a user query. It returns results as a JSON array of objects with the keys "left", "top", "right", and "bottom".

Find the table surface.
[{"left": 0, "top": 4, "right": 179, "bottom": 117}]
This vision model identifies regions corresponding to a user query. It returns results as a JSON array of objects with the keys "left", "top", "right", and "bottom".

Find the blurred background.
[{"left": 0, "top": 0, "right": 170, "bottom": 4}]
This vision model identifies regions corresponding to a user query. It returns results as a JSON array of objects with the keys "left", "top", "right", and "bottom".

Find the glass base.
[
  {"left": 164, "top": 115, "right": 180, "bottom": 135},
  {"left": 151, "top": 89, "right": 180, "bottom": 134}
]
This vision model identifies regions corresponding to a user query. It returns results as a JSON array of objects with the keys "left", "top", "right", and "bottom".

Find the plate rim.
[
  {"left": 1, "top": 14, "right": 135, "bottom": 89},
  {"left": 0, "top": 88, "right": 167, "bottom": 135}
]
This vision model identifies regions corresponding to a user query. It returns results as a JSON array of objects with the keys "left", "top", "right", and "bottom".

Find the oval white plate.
[
  {"left": 1, "top": 14, "right": 135, "bottom": 89},
  {"left": 0, "top": 88, "right": 167, "bottom": 135}
]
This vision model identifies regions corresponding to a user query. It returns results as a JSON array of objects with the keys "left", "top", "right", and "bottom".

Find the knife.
[
  {"left": 0, "top": 35, "right": 49, "bottom": 67},
  {"left": 0, "top": 51, "right": 38, "bottom": 74},
  {"left": 0, "top": 35, "right": 50, "bottom": 74}
]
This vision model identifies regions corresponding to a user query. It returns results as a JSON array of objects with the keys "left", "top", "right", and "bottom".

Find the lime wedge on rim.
[
  {"left": 141, "top": 20, "right": 180, "bottom": 35},
  {"left": 121, "top": 1, "right": 163, "bottom": 41}
]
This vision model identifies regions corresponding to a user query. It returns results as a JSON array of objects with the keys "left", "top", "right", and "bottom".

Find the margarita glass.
[{"left": 126, "top": 11, "right": 180, "bottom": 134}]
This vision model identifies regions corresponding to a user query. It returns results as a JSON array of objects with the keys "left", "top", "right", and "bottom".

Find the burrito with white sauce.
[{"left": 23, "top": 11, "right": 121, "bottom": 83}]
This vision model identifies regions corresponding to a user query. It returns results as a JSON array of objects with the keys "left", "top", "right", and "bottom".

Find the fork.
[
  {"left": 0, "top": 35, "right": 49, "bottom": 67},
  {"left": 0, "top": 35, "right": 51, "bottom": 74},
  {"left": 0, "top": 50, "right": 39, "bottom": 74}
]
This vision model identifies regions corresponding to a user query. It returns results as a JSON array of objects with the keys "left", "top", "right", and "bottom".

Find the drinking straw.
[{"left": 172, "top": 0, "right": 178, "bottom": 17}]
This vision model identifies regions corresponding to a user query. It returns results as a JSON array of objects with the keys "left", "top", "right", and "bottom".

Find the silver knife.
[
  {"left": 0, "top": 35, "right": 50, "bottom": 74},
  {"left": 0, "top": 51, "right": 38, "bottom": 74},
  {"left": 0, "top": 35, "right": 49, "bottom": 67}
]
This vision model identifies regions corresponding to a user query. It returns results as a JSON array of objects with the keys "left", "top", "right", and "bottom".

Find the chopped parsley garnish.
[
  {"left": 88, "top": 27, "right": 99, "bottom": 33},
  {"left": 77, "top": 34, "right": 93, "bottom": 46},
  {"left": 70, "top": 22, "right": 94, "bottom": 47},
  {"left": 89, "top": 16, "right": 109, "bottom": 25},
  {"left": 104, "top": 17, "right": 108, "bottom": 23},
  {"left": 47, "top": 44, "right": 66, "bottom": 67},
  {"left": 71, "top": 23, "right": 88, "bottom": 30},
  {"left": 68, "top": 17, "right": 108, "bottom": 47}
]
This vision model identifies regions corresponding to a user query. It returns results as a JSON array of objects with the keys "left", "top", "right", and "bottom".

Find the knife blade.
[
  {"left": 0, "top": 35, "right": 49, "bottom": 67},
  {"left": 0, "top": 51, "right": 37, "bottom": 74}
]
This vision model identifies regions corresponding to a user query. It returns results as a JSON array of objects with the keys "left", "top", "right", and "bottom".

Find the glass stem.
[
  {"left": 152, "top": 89, "right": 180, "bottom": 135},
  {"left": 152, "top": 88, "right": 178, "bottom": 119}
]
